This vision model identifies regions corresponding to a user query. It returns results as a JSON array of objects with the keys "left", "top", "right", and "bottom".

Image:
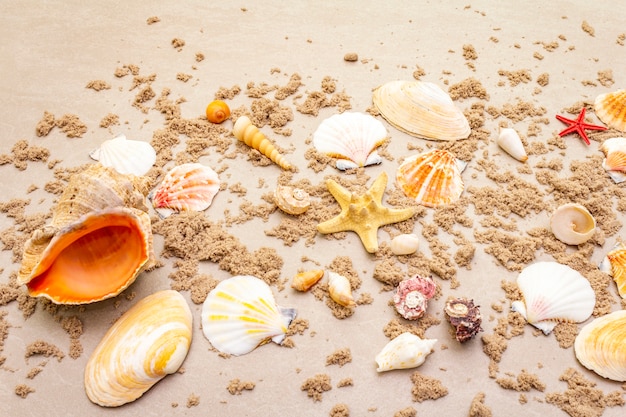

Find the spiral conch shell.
[
  {"left": 18, "top": 164, "right": 154, "bottom": 304},
  {"left": 84, "top": 290, "right": 192, "bottom": 407},
  {"left": 328, "top": 271, "right": 355, "bottom": 307},
  {"left": 550, "top": 203, "right": 596, "bottom": 245},
  {"left": 274, "top": 185, "right": 311, "bottom": 215},
  {"left": 232, "top": 115, "right": 292, "bottom": 170},
  {"left": 574, "top": 310, "right": 626, "bottom": 382},
  {"left": 375, "top": 332, "right": 437, "bottom": 372}
]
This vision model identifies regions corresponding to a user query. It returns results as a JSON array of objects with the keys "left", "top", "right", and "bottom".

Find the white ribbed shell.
[{"left": 89, "top": 134, "right": 156, "bottom": 176}]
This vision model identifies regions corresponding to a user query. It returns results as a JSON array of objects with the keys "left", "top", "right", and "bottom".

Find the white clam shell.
[
  {"left": 89, "top": 134, "right": 157, "bottom": 176},
  {"left": 375, "top": 332, "right": 437, "bottom": 372},
  {"left": 328, "top": 271, "right": 355, "bottom": 307},
  {"left": 390, "top": 233, "right": 419, "bottom": 255},
  {"left": 313, "top": 112, "right": 387, "bottom": 170},
  {"left": 201, "top": 275, "right": 297, "bottom": 356},
  {"left": 496, "top": 127, "right": 528, "bottom": 162},
  {"left": 511, "top": 262, "right": 595, "bottom": 335},
  {"left": 550, "top": 203, "right": 596, "bottom": 245}
]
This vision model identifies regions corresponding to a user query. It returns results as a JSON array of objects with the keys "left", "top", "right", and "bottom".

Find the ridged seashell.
[
  {"left": 205, "top": 100, "right": 231, "bottom": 124},
  {"left": 393, "top": 275, "right": 436, "bottom": 320},
  {"left": 550, "top": 203, "right": 596, "bottom": 245},
  {"left": 396, "top": 149, "right": 466, "bottom": 208},
  {"left": 444, "top": 297, "right": 483, "bottom": 343},
  {"left": 389, "top": 233, "right": 419, "bottom": 255},
  {"left": 232, "top": 115, "right": 292, "bottom": 170},
  {"left": 85, "top": 290, "right": 192, "bottom": 407},
  {"left": 312, "top": 112, "right": 387, "bottom": 170},
  {"left": 574, "top": 310, "right": 626, "bottom": 382},
  {"left": 328, "top": 271, "right": 355, "bottom": 307},
  {"left": 511, "top": 262, "right": 596, "bottom": 335},
  {"left": 291, "top": 269, "right": 325, "bottom": 292},
  {"left": 600, "top": 137, "right": 626, "bottom": 183},
  {"left": 375, "top": 332, "right": 437, "bottom": 372},
  {"left": 18, "top": 164, "right": 154, "bottom": 304},
  {"left": 201, "top": 275, "right": 297, "bottom": 356},
  {"left": 274, "top": 185, "right": 311, "bottom": 215},
  {"left": 372, "top": 80, "right": 471, "bottom": 141},
  {"left": 89, "top": 134, "right": 157, "bottom": 176},
  {"left": 149, "top": 163, "right": 220, "bottom": 218},
  {"left": 599, "top": 242, "right": 626, "bottom": 298},
  {"left": 594, "top": 89, "right": 626, "bottom": 132},
  {"left": 496, "top": 127, "right": 528, "bottom": 162}
]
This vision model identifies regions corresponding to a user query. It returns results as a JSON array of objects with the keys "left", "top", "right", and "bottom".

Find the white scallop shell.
[
  {"left": 390, "top": 233, "right": 419, "bottom": 255},
  {"left": 375, "top": 332, "right": 437, "bottom": 372},
  {"left": 496, "top": 127, "right": 528, "bottom": 162},
  {"left": 327, "top": 271, "right": 355, "bottom": 307},
  {"left": 149, "top": 163, "right": 220, "bottom": 218},
  {"left": 313, "top": 112, "right": 387, "bottom": 170},
  {"left": 550, "top": 203, "right": 596, "bottom": 245},
  {"left": 511, "top": 262, "right": 595, "bottom": 335},
  {"left": 89, "top": 134, "right": 156, "bottom": 176},
  {"left": 201, "top": 275, "right": 297, "bottom": 356}
]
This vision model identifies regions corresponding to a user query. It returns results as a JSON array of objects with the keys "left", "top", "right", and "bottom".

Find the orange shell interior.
[{"left": 25, "top": 210, "right": 149, "bottom": 304}]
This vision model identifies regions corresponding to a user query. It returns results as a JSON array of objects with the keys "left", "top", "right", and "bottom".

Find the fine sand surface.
[{"left": 1, "top": 1, "right": 625, "bottom": 416}]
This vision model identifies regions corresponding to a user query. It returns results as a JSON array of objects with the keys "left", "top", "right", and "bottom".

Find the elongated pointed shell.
[
  {"left": 496, "top": 128, "right": 528, "bottom": 162},
  {"left": 550, "top": 203, "right": 596, "bottom": 245},
  {"left": 291, "top": 269, "right": 325, "bottom": 292},
  {"left": 600, "top": 137, "right": 626, "bottom": 183},
  {"left": 375, "top": 332, "right": 437, "bottom": 372},
  {"left": 85, "top": 290, "right": 192, "bottom": 407},
  {"left": 274, "top": 185, "right": 311, "bottom": 215},
  {"left": 201, "top": 275, "right": 297, "bottom": 356},
  {"left": 149, "top": 163, "right": 220, "bottom": 218},
  {"left": 574, "top": 310, "right": 626, "bottom": 382},
  {"left": 89, "top": 134, "right": 156, "bottom": 176},
  {"left": 232, "top": 115, "right": 292, "bottom": 170},
  {"left": 372, "top": 80, "right": 471, "bottom": 141},
  {"left": 599, "top": 242, "right": 626, "bottom": 298},
  {"left": 313, "top": 112, "right": 387, "bottom": 170},
  {"left": 396, "top": 149, "right": 465, "bottom": 207},
  {"left": 18, "top": 164, "right": 154, "bottom": 304},
  {"left": 594, "top": 89, "right": 626, "bottom": 132},
  {"left": 511, "top": 262, "right": 595, "bottom": 335},
  {"left": 328, "top": 271, "right": 356, "bottom": 307}
]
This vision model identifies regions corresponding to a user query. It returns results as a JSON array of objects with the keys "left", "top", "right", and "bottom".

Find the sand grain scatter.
[
  {"left": 330, "top": 403, "right": 350, "bottom": 417},
  {"left": 469, "top": 392, "right": 492, "bottom": 417},
  {"left": 325, "top": 347, "right": 352, "bottom": 367},
  {"left": 15, "top": 384, "right": 35, "bottom": 398},
  {"left": 301, "top": 373, "right": 332, "bottom": 401},
  {"left": 25, "top": 340, "right": 65, "bottom": 362},
  {"left": 410, "top": 372, "right": 448, "bottom": 402},
  {"left": 226, "top": 378, "right": 255, "bottom": 395}
]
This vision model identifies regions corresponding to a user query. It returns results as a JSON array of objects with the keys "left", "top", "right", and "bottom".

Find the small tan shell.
[
  {"left": 274, "top": 185, "right": 311, "bottom": 215},
  {"left": 328, "top": 271, "right": 355, "bottom": 307},
  {"left": 550, "top": 203, "right": 596, "bottom": 245},
  {"left": 496, "top": 127, "right": 528, "bottom": 162},
  {"left": 291, "top": 269, "right": 325, "bottom": 292},
  {"left": 389, "top": 233, "right": 419, "bottom": 255},
  {"left": 375, "top": 332, "right": 437, "bottom": 372}
]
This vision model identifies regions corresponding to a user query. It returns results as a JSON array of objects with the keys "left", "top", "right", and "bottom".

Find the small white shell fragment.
[
  {"left": 375, "top": 332, "right": 437, "bottom": 372},
  {"left": 89, "top": 134, "right": 157, "bottom": 176},
  {"left": 496, "top": 127, "right": 528, "bottom": 162},
  {"left": 390, "top": 233, "right": 419, "bottom": 255},
  {"left": 550, "top": 203, "right": 596, "bottom": 245},
  {"left": 511, "top": 262, "right": 595, "bottom": 335},
  {"left": 327, "top": 271, "right": 355, "bottom": 307}
]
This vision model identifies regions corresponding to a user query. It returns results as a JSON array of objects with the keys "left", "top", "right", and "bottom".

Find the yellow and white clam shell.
[
  {"left": 550, "top": 203, "right": 596, "bottom": 245},
  {"left": 274, "top": 185, "right": 311, "bottom": 215},
  {"left": 201, "top": 275, "right": 297, "bottom": 356},
  {"left": 328, "top": 271, "right": 355, "bottom": 307},
  {"left": 372, "top": 80, "right": 471, "bottom": 141},
  {"left": 89, "top": 134, "right": 156, "bottom": 176},
  {"left": 313, "top": 111, "right": 387, "bottom": 170},
  {"left": 511, "top": 262, "right": 595, "bottom": 335},
  {"left": 594, "top": 89, "right": 626, "bottom": 132},
  {"left": 84, "top": 290, "right": 192, "bottom": 407},
  {"left": 496, "top": 127, "right": 528, "bottom": 162},
  {"left": 574, "top": 310, "right": 626, "bottom": 382},
  {"left": 599, "top": 242, "right": 626, "bottom": 298},
  {"left": 600, "top": 137, "right": 626, "bottom": 183},
  {"left": 375, "top": 332, "right": 437, "bottom": 372}
]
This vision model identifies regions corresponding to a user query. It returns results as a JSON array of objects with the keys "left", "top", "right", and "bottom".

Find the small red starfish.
[{"left": 555, "top": 107, "right": 607, "bottom": 146}]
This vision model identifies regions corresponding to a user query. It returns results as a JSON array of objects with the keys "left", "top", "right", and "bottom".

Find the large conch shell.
[
  {"left": 574, "top": 310, "right": 626, "bottom": 382},
  {"left": 232, "top": 115, "right": 292, "bottom": 170},
  {"left": 18, "top": 164, "right": 154, "bottom": 304},
  {"left": 550, "top": 203, "right": 596, "bottom": 245},
  {"left": 375, "top": 332, "right": 437, "bottom": 372},
  {"left": 201, "top": 275, "right": 297, "bottom": 356},
  {"left": 84, "top": 290, "right": 192, "bottom": 407},
  {"left": 599, "top": 242, "right": 626, "bottom": 298},
  {"left": 511, "top": 262, "right": 595, "bottom": 335},
  {"left": 594, "top": 89, "right": 626, "bottom": 132},
  {"left": 372, "top": 80, "right": 471, "bottom": 141}
]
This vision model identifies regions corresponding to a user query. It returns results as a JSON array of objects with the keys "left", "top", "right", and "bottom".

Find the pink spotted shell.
[{"left": 393, "top": 275, "right": 436, "bottom": 320}]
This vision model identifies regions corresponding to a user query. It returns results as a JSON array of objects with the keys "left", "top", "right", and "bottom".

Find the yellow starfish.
[{"left": 317, "top": 171, "right": 416, "bottom": 253}]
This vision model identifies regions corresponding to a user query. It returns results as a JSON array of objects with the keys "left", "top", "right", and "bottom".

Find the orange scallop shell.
[
  {"left": 595, "top": 89, "right": 626, "bottom": 132},
  {"left": 604, "top": 243, "right": 626, "bottom": 298},
  {"left": 396, "top": 149, "right": 465, "bottom": 207}
]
